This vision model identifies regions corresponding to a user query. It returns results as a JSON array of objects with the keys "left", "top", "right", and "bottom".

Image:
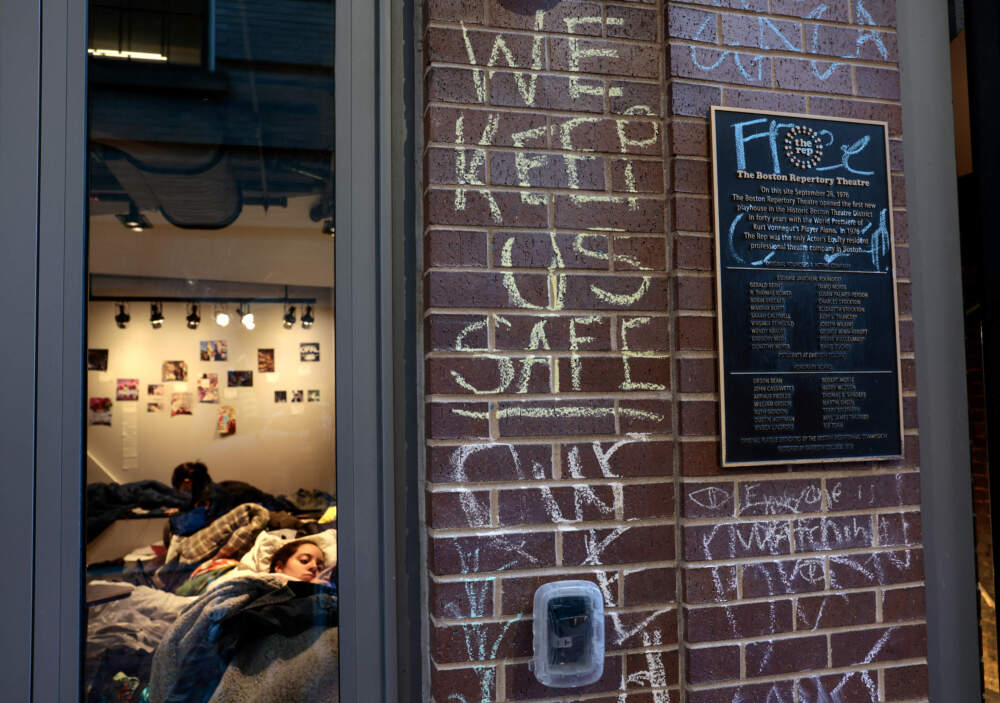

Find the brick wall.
[{"left": 421, "top": 1, "right": 925, "bottom": 701}]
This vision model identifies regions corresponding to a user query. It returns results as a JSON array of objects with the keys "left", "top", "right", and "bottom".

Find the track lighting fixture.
[
  {"left": 186, "top": 303, "right": 201, "bottom": 329},
  {"left": 239, "top": 303, "right": 255, "bottom": 330},
  {"left": 114, "top": 303, "right": 130, "bottom": 329},
  {"left": 117, "top": 202, "right": 152, "bottom": 232},
  {"left": 150, "top": 302, "right": 165, "bottom": 329},
  {"left": 282, "top": 304, "right": 296, "bottom": 329},
  {"left": 215, "top": 306, "right": 230, "bottom": 327},
  {"left": 301, "top": 305, "right": 314, "bottom": 329}
]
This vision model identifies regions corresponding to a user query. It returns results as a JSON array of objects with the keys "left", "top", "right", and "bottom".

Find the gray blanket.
[{"left": 149, "top": 574, "right": 339, "bottom": 703}]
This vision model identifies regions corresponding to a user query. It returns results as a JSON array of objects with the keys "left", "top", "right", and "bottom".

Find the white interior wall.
[{"left": 87, "top": 300, "right": 335, "bottom": 496}]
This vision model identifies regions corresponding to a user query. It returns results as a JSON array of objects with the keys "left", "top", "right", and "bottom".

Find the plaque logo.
[{"left": 783, "top": 125, "right": 823, "bottom": 170}]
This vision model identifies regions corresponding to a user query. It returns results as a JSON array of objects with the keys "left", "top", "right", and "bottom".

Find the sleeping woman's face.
[{"left": 274, "top": 543, "right": 325, "bottom": 582}]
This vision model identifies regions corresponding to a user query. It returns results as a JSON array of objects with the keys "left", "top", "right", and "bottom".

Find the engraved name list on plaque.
[{"left": 710, "top": 107, "right": 904, "bottom": 466}]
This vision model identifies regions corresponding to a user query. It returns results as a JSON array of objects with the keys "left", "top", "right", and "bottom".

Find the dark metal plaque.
[{"left": 710, "top": 107, "right": 904, "bottom": 467}]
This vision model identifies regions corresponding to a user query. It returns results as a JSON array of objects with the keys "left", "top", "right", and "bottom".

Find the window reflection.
[{"left": 83, "top": 2, "right": 338, "bottom": 700}]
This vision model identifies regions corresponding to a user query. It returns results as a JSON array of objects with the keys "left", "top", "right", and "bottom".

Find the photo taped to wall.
[
  {"left": 116, "top": 379, "right": 139, "bottom": 401},
  {"left": 228, "top": 370, "right": 253, "bottom": 387},
  {"left": 88, "top": 397, "right": 112, "bottom": 426},
  {"left": 291, "top": 390, "right": 304, "bottom": 403},
  {"left": 198, "top": 373, "right": 219, "bottom": 403},
  {"left": 87, "top": 349, "right": 108, "bottom": 371},
  {"left": 258, "top": 348, "right": 275, "bottom": 373},
  {"left": 170, "top": 392, "right": 193, "bottom": 416},
  {"left": 148, "top": 384, "right": 164, "bottom": 397},
  {"left": 162, "top": 361, "right": 188, "bottom": 382},
  {"left": 200, "top": 340, "right": 228, "bottom": 362},
  {"left": 217, "top": 405, "right": 236, "bottom": 436},
  {"left": 300, "top": 343, "right": 320, "bottom": 362},
  {"left": 274, "top": 390, "right": 287, "bottom": 403},
  {"left": 308, "top": 389, "right": 320, "bottom": 402},
  {"left": 147, "top": 402, "right": 163, "bottom": 413}
]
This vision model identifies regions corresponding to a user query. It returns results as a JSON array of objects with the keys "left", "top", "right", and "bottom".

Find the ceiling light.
[
  {"left": 114, "top": 303, "right": 130, "bottom": 329},
  {"left": 282, "top": 305, "right": 296, "bottom": 329},
  {"left": 240, "top": 303, "right": 255, "bottom": 330},
  {"left": 215, "top": 307, "right": 230, "bottom": 327},
  {"left": 150, "top": 302, "right": 164, "bottom": 329},
  {"left": 117, "top": 202, "right": 151, "bottom": 232},
  {"left": 301, "top": 305, "right": 314, "bottom": 329},
  {"left": 186, "top": 303, "right": 200, "bottom": 329}
]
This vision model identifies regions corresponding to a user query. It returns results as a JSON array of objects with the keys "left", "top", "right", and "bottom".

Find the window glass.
[{"left": 83, "top": 2, "right": 338, "bottom": 699}]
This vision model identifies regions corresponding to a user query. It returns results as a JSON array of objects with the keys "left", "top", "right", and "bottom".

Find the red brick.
[
  {"left": 491, "top": 151, "right": 604, "bottom": 190},
  {"left": 805, "top": 23, "right": 898, "bottom": 63},
  {"left": 775, "top": 56, "right": 853, "bottom": 94},
  {"left": 668, "top": 6, "right": 718, "bottom": 43},
  {"left": 426, "top": 314, "right": 489, "bottom": 351},
  {"left": 795, "top": 672, "right": 877, "bottom": 703},
  {"left": 495, "top": 314, "right": 611, "bottom": 351},
  {"left": 611, "top": 158, "right": 666, "bottom": 194},
  {"left": 722, "top": 87, "right": 807, "bottom": 114},
  {"left": 550, "top": 115, "right": 662, "bottom": 156},
  {"left": 678, "top": 399, "right": 717, "bottom": 436},
  {"left": 686, "top": 600, "right": 794, "bottom": 643},
  {"left": 624, "top": 649, "right": 680, "bottom": 688},
  {"left": 671, "top": 119, "right": 709, "bottom": 157},
  {"left": 426, "top": 106, "right": 547, "bottom": 148},
  {"left": 674, "top": 275, "right": 715, "bottom": 310},
  {"left": 796, "top": 592, "right": 877, "bottom": 630},
  {"left": 563, "top": 524, "right": 675, "bottom": 566},
  {"left": 611, "top": 80, "right": 663, "bottom": 115},
  {"left": 549, "top": 37, "right": 660, "bottom": 78},
  {"left": 771, "top": 0, "right": 849, "bottom": 22},
  {"left": 426, "top": 229, "right": 488, "bottom": 267},
  {"left": 856, "top": 0, "right": 897, "bottom": 27},
  {"left": 426, "top": 65, "right": 485, "bottom": 104},
  {"left": 673, "top": 158, "right": 710, "bottom": 194},
  {"left": 673, "top": 196, "right": 712, "bottom": 232},
  {"left": 882, "top": 585, "right": 926, "bottom": 622},
  {"left": 491, "top": 72, "right": 604, "bottom": 112},
  {"left": 426, "top": 443, "right": 552, "bottom": 483},
  {"left": 743, "top": 558, "right": 827, "bottom": 597},
  {"left": 890, "top": 139, "right": 905, "bottom": 170},
  {"left": 810, "top": 97, "right": 902, "bottom": 136},
  {"left": 856, "top": 66, "right": 901, "bottom": 100},
  {"left": 793, "top": 515, "right": 874, "bottom": 552},
  {"left": 684, "top": 520, "right": 791, "bottom": 561},
  {"left": 677, "top": 357, "right": 716, "bottom": 393},
  {"left": 430, "top": 664, "right": 495, "bottom": 703},
  {"left": 679, "top": 439, "right": 722, "bottom": 476},
  {"left": 429, "top": 577, "right": 493, "bottom": 618},
  {"left": 499, "top": 571, "right": 611, "bottom": 616},
  {"left": 426, "top": 188, "right": 548, "bottom": 228},
  {"left": 429, "top": 532, "right": 556, "bottom": 575},
  {"left": 675, "top": 235, "right": 714, "bottom": 272},
  {"left": 688, "top": 681, "right": 795, "bottom": 703},
  {"left": 427, "top": 146, "right": 484, "bottom": 185},
  {"left": 828, "top": 472, "right": 921, "bottom": 510},
  {"left": 678, "top": 0, "right": 768, "bottom": 13},
  {"left": 746, "top": 635, "right": 827, "bottom": 676},
  {"left": 497, "top": 398, "right": 616, "bottom": 436},
  {"left": 498, "top": 484, "right": 616, "bottom": 526},
  {"left": 425, "top": 0, "right": 482, "bottom": 22},
  {"left": 621, "top": 399, "right": 673, "bottom": 433},
  {"left": 624, "top": 567, "right": 677, "bottom": 607},
  {"left": 432, "top": 618, "right": 532, "bottom": 663},
  {"left": 830, "top": 624, "right": 926, "bottom": 667},
  {"left": 737, "top": 479, "right": 823, "bottom": 516},
  {"left": 876, "top": 511, "right": 921, "bottom": 547},
  {"left": 561, "top": 273, "right": 669, "bottom": 310},
  {"left": 721, "top": 14, "right": 802, "bottom": 52},
  {"left": 554, "top": 194, "right": 666, "bottom": 233},
  {"left": 684, "top": 565, "right": 738, "bottom": 604},
  {"left": 492, "top": 231, "right": 608, "bottom": 269},
  {"left": 428, "top": 27, "right": 536, "bottom": 66},
  {"left": 671, "top": 43, "right": 773, "bottom": 88},
  {"left": 561, "top": 440, "right": 673, "bottom": 480},
  {"left": 612, "top": 609, "right": 678, "bottom": 649},
  {"left": 829, "top": 548, "right": 924, "bottom": 588},
  {"left": 895, "top": 244, "right": 911, "bottom": 279},
  {"left": 506, "top": 656, "right": 622, "bottom": 700},
  {"left": 892, "top": 173, "right": 907, "bottom": 208},
  {"left": 426, "top": 356, "right": 550, "bottom": 395},
  {"left": 486, "top": 0, "right": 604, "bottom": 36},
  {"left": 614, "top": 235, "right": 668, "bottom": 271},
  {"left": 686, "top": 645, "right": 740, "bottom": 684},
  {"left": 884, "top": 664, "right": 929, "bottom": 701},
  {"left": 427, "top": 402, "right": 490, "bottom": 439},
  {"left": 898, "top": 319, "right": 913, "bottom": 352},
  {"left": 682, "top": 482, "right": 734, "bottom": 519},
  {"left": 557, "top": 355, "right": 670, "bottom": 393},
  {"left": 893, "top": 209, "right": 908, "bottom": 244},
  {"left": 670, "top": 81, "right": 722, "bottom": 118},
  {"left": 623, "top": 481, "right": 674, "bottom": 520},
  {"left": 426, "top": 270, "right": 548, "bottom": 308},
  {"left": 427, "top": 489, "right": 491, "bottom": 528},
  {"left": 607, "top": 5, "right": 659, "bottom": 42}
]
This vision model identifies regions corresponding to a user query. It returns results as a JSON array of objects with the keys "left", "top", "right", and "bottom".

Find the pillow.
[{"left": 240, "top": 528, "right": 337, "bottom": 573}]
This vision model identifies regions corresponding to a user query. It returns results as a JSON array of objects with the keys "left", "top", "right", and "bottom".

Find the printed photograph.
[
  {"left": 258, "top": 348, "right": 275, "bottom": 373},
  {"left": 228, "top": 370, "right": 253, "bottom": 387},
  {"left": 88, "top": 397, "right": 112, "bottom": 426},
  {"left": 162, "top": 360, "right": 188, "bottom": 382},
  {"left": 291, "top": 390, "right": 304, "bottom": 403},
  {"left": 170, "top": 392, "right": 193, "bottom": 416},
  {"left": 307, "top": 389, "right": 320, "bottom": 402},
  {"left": 299, "top": 342, "right": 320, "bottom": 362},
  {"left": 116, "top": 378, "right": 139, "bottom": 401},
  {"left": 274, "top": 390, "right": 287, "bottom": 403},
  {"left": 198, "top": 373, "right": 219, "bottom": 403},
  {"left": 147, "top": 402, "right": 163, "bottom": 413},
  {"left": 200, "top": 340, "right": 228, "bottom": 361},
  {"left": 148, "top": 384, "right": 164, "bottom": 397},
  {"left": 87, "top": 349, "right": 108, "bottom": 371},
  {"left": 217, "top": 405, "right": 236, "bottom": 436}
]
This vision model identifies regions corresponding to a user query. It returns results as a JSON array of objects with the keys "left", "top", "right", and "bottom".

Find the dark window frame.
[{"left": 0, "top": 0, "right": 415, "bottom": 699}]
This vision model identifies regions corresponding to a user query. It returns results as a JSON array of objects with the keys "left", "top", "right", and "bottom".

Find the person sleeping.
[{"left": 270, "top": 541, "right": 326, "bottom": 582}]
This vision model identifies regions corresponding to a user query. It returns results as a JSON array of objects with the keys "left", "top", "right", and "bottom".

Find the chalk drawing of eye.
[
  {"left": 688, "top": 486, "right": 732, "bottom": 510},
  {"left": 783, "top": 125, "right": 824, "bottom": 170},
  {"left": 794, "top": 558, "right": 825, "bottom": 584}
]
